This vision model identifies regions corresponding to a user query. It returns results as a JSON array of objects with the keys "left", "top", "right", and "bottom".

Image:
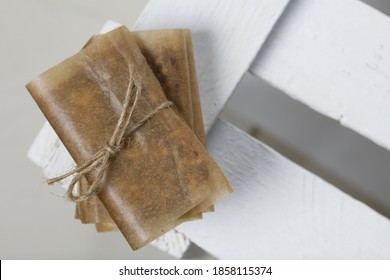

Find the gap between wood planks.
[{"left": 221, "top": 73, "right": 390, "bottom": 219}]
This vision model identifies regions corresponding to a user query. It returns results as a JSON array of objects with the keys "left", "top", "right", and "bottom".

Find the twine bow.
[{"left": 48, "top": 68, "right": 173, "bottom": 202}]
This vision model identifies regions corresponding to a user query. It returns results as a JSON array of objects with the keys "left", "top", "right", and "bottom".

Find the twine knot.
[
  {"left": 105, "top": 143, "right": 120, "bottom": 156},
  {"left": 48, "top": 67, "right": 173, "bottom": 202}
]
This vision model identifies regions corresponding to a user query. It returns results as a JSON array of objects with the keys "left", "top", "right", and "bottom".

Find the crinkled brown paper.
[
  {"left": 76, "top": 29, "right": 213, "bottom": 231},
  {"left": 27, "top": 26, "right": 232, "bottom": 250}
]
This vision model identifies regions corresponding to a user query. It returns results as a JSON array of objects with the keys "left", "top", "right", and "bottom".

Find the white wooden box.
[{"left": 28, "top": 0, "right": 390, "bottom": 259}]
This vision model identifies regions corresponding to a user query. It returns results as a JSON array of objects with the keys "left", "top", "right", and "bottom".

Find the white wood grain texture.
[
  {"left": 251, "top": 0, "right": 390, "bottom": 150},
  {"left": 178, "top": 119, "right": 390, "bottom": 259},
  {"left": 28, "top": 0, "right": 390, "bottom": 258},
  {"left": 29, "top": 119, "right": 390, "bottom": 259},
  {"left": 27, "top": 122, "right": 74, "bottom": 189},
  {"left": 134, "top": 0, "right": 291, "bottom": 131}
]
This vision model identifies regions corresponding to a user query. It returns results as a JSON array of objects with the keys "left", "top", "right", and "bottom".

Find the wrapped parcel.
[{"left": 26, "top": 26, "right": 232, "bottom": 250}]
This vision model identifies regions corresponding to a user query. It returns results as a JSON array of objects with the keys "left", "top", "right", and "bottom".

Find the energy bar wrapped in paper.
[{"left": 26, "top": 26, "right": 231, "bottom": 250}]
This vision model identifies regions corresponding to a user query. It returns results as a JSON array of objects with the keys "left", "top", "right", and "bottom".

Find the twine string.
[{"left": 47, "top": 67, "right": 173, "bottom": 202}]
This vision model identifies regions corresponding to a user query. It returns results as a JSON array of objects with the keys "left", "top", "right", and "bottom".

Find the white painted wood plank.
[
  {"left": 134, "top": 0, "right": 291, "bottom": 131},
  {"left": 251, "top": 0, "right": 390, "bottom": 150},
  {"left": 29, "top": 120, "right": 390, "bottom": 259},
  {"left": 28, "top": 0, "right": 390, "bottom": 259},
  {"left": 178, "top": 119, "right": 390, "bottom": 259},
  {"left": 28, "top": 122, "right": 74, "bottom": 187},
  {"left": 150, "top": 230, "right": 190, "bottom": 259}
]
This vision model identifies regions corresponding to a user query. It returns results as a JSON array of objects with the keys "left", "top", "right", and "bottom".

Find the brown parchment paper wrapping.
[
  {"left": 27, "top": 26, "right": 232, "bottom": 250},
  {"left": 135, "top": 30, "right": 217, "bottom": 219},
  {"left": 75, "top": 29, "right": 209, "bottom": 229},
  {"left": 76, "top": 178, "right": 115, "bottom": 224},
  {"left": 95, "top": 222, "right": 118, "bottom": 232}
]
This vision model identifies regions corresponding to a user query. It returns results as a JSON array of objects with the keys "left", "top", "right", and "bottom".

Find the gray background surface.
[{"left": 1, "top": 0, "right": 389, "bottom": 259}]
